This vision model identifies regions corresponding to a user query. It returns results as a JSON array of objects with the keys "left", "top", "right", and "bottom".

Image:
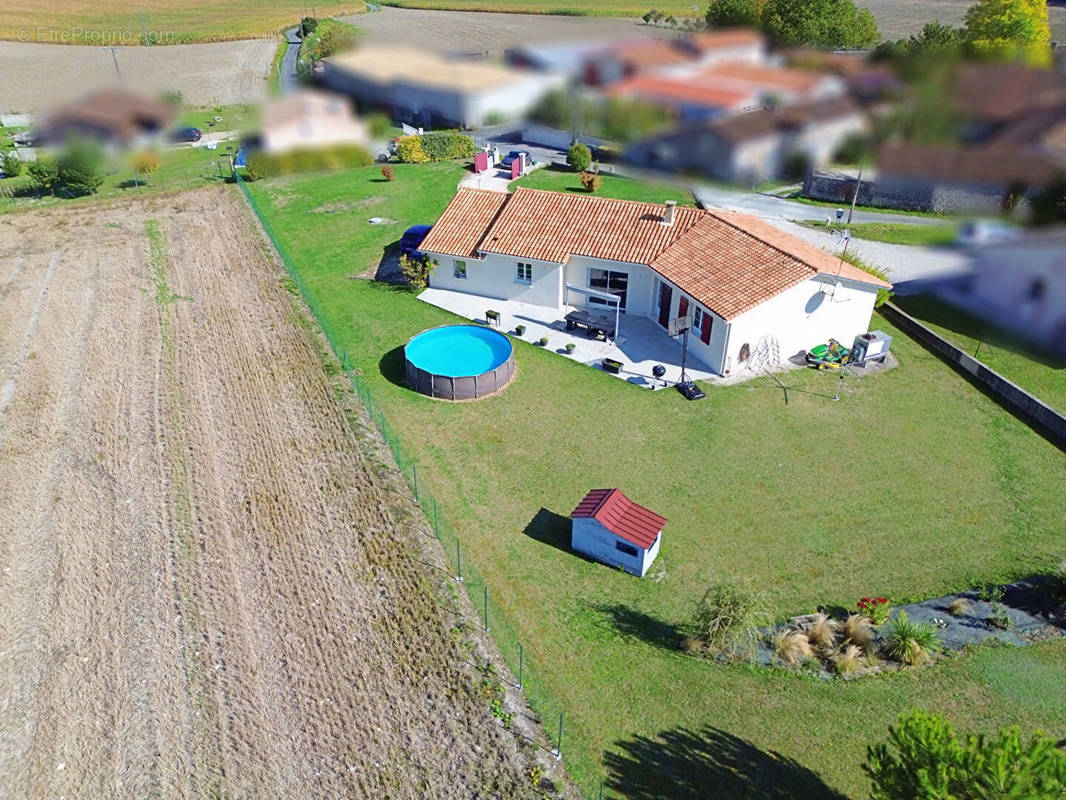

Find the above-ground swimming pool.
[{"left": 404, "top": 325, "right": 516, "bottom": 400}]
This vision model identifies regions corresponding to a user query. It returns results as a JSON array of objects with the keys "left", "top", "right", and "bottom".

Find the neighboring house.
[
  {"left": 569, "top": 488, "right": 665, "bottom": 577},
  {"left": 318, "top": 44, "right": 564, "bottom": 129},
  {"left": 627, "top": 97, "right": 867, "bottom": 183},
  {"left": 871, "top": 143, "right": 1060, "bottom": 214},
  {"left": 35, "top": 89, "right": 175, "bottom": 148},
  {"left": 582, "top": 29, "right": 766, "bottom": 86},
  {"left": 607, "top": 61, "right": 846, "bottom": 123},
  {"left": 852, "top": 64, "right": 1066, "bottom": 213},
  {"left": 418, "top": 187, "right": 890, "bottom": 375},
  {"left": 963, "top": 231, "right": 1066, "bottom": 355},
  {"left": 261, "top": 89, "right": 367, "bottom": 154}
]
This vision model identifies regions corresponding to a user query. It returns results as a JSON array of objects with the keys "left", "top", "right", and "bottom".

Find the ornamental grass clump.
[
  {"left": 807, "top": 613, "right": 839, "bottom": 650},
  {"left": 833, "top": 644, "right": 866, "bottom": 674},
  {"left": 773, "top": 629, "right": 813, "bottom": 666},
  {"left": 885, "top": 611, "right": 939, "bottom": 666},
  {"left": 691, "top": 581, "right": 771, "bottom": 659},
  {"left": 843, "top": 613, "right": 875, "bottom": 651},
  {"left": 949, "top": 597, "right": 972, "bottom": 617}
]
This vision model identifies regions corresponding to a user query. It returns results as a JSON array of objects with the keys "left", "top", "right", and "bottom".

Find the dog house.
[{"left": 569, "top": 488, "right": 665, "bottom": 577}]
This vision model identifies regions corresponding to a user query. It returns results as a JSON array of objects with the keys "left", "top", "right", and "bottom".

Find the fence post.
[
  {"left": 555, "top": 713, "right": 563, "bottom": 759},
  {"left": 433, "top": 499, "right": 439, "bottom": 539},
  {"left": 483, "top": 584, "right": 489, "bottom": 631},
  {"left": 412, "top": 464, "right": 419, "bottom": 502},
  {"left": 456, "top": 539, "right": 462, "bottom": 582},
  {"left": 518, "top": 643, "right": 523, "bottom": 690}
]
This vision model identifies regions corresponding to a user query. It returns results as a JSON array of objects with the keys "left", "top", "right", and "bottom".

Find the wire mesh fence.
[{"left": 232, "top": 168, "right": 612, "bottom": 798}]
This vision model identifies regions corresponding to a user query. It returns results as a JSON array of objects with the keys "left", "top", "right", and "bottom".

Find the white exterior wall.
[
  {"left": 427, "top": 252, "right": 563, "bottom": 307},
  {"left": 724, "top": 276, "right": 878, "bottom": 370},
  {"left": 571, "top": 518, "right": 659, "bottom": 577},
  {"left": 464, "top": 74, "right": 565, "bottom": 127},
  {"left": 653, "top": 279, "right": 729, "bottom": 373}
]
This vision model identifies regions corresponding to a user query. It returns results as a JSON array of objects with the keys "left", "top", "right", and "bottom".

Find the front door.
[{"left": 657, "top": 281, "right": 672, "bottom": 329}]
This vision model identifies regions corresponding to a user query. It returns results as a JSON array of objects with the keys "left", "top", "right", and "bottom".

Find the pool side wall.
[{"left": 405, "top": 349, "right": 516, "bottom": 400}]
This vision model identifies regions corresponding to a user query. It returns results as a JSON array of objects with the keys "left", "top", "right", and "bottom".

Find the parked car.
[
  {"left": 500, "top": 150, "right": 530, "bottom": 168},
  {"left": 400, "top": 224, "right": 432, "bottom": 259},
  {"left": 169, "top": 126, "right": 202, "bottom": 143}
]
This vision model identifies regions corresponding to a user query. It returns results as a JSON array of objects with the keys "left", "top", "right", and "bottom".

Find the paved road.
[
  {"left": 693, "top": 184, "right": 946, "bottom": 226},
  {"left": 280, "top": 26, "right": 302, "bottom": 95}
]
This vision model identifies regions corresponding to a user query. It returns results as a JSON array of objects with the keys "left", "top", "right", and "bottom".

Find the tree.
[
  {"left": 706, "top": 0, "right": 764, "bottom": 29},
  {"left": 56, "top": 138, "right": 105, "bottom": 196},
  {"left": 398, "top": 253, "right": 434, "bottom": 289},
  {"left": 2, "top": 151, "right": 22, "bottom": 178},
  {"left": 133, "top": 150, "right": 160, "bottom": 186},
  {"left": 760, "top": 0, "right": 880, "bottom": 49},
  {"left": 964, "top": 0, "right": 1052, "bottom": 66},
  {"left": 300, "top": 15, "right": 317, "bottom": 35},
  {"left": 27, "top": 155, "right": 59, "bottom": 193},
  {"left": 866, "top": 710, "right": 1066, "bottom": 800},
  {"left": 566, "top": 142, "right": 591, "bottom": 173},
  {"left": 380, "top": 164, "right": 395, "bottom": 181},
  {"left": 872, "top": 22, "right": 964, "bottom": 79}
]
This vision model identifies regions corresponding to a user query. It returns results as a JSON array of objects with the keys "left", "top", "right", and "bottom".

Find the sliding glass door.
[{"left": 588, "top": 268, "right": 628, "bottom": 311}]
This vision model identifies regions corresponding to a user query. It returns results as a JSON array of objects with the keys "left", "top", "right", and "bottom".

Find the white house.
[
  {"left": 418, "top": 187, "right": 891, "bottom": 375},
  {"left": 319, "top": 44, "right": 565, "bottom": 129},
  {"left": 261, "top": 89, "right": 368, "bottom": 154},
  {"left": 570, "top": 488, "right": 665, "bottom": 577}
]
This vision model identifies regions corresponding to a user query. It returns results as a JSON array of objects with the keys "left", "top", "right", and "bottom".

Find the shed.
[{"left": 569, "top": 489, "right": 665, "bottom": 577}]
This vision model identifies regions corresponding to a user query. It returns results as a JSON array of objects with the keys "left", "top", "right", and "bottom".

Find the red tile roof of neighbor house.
[
  {"left": 419, "top": 187, "right": 890, "bottom": 320},
  {"left": 570, "top": 489, "right": 666, "bottom": 550},
  {"left": 606, "top": 75, "right": 758, "bottom": 111}
]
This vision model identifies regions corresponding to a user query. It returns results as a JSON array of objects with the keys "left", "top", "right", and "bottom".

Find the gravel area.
[{"left": 0, "top": 38, "right": 275, "bottom": 113}]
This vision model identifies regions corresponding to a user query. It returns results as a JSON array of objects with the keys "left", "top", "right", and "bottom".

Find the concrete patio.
[{"left": 417, "top": 287, "right": 716, "bottom": 389}]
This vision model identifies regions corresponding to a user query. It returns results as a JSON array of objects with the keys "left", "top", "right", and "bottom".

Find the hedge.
[
  {"left": 395, "top": 133, "right": 475, "bottom": 163},
  {"left": 244, "top": 144, "right": 373, "bottom": 180}
]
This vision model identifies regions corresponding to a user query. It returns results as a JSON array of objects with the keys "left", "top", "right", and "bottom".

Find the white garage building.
[
  {"left": 418, "top": 187, "right": 891, "bottom": 375},
  {"left": 319, "top": 44, "right": 564, "bottom": 129}
]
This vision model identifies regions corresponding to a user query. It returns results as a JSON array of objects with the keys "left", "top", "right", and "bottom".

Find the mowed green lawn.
[
  {"left": 245, "top": 163, "right": 1066, "bottom": 798},
  {"left": 896, "top": 295, "right": 1066, "bottom": 415},
  {"left": 511, "top": 163, "right": 697, "bottom": 205}
]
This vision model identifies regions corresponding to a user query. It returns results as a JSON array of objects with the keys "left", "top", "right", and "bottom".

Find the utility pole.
[
  {"left": 846, "top": 162, "right": 863, "bottom": 225},
  {"left": 103, "top": 47, "right": 122, "bottom": 84}
]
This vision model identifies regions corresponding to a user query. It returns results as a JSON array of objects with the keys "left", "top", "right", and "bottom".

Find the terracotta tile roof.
[
  {"left": 477, "top": 188, "right": 705, "bottom": 265},
  {"left": 421, "top": 187, "right": 891, "bottom": 320},
  {"left": 952, "top": 63, "right": 1066, "bottom": 124},
  {"left": 685, "top": 29, "right": 765, "bottom": 51},
  {"left": 606, "top": 75, "right": 757, "bottom": 111},
  {"left": 652, "top": 211, "right": 889, "bottom": 319},
  {"left": 701, "top": 61, "right": 826, "bottom": 94},
  {"left": 570, "top": 488, "right": 665, "bottom": 550},
  {"left": 877, "top": 143, "right": 1061, "bottom": 186},
  {"left": 417, "top": 188, "right": 511, "bottom": 259},
  {"left": 612, "top": 39, "right": 694, "bottom": 70}
]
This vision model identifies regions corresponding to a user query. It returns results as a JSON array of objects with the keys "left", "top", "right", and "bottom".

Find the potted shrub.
[
  {"left": 485, "top": 309, "right": 500, "bottom": 326},
  {"left": 602, "top": 357, "right": 623, "bottom": 374},
  {"left": 514, "top": 324, "right": 525, "bottom": 336},
  {"left": 538, "top": 336, "right": 548, "bottom": 346},
  {"left": 565, "top": 342, "right": 576, "bottom": 353}
]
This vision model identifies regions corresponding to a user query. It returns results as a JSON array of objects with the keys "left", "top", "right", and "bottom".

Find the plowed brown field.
[{"left": 0, "top": 188, "right": 546, "bottom": 799}]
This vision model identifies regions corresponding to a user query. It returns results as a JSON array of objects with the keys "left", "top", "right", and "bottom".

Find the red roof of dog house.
[{"left": 570, "top": 489, "right": 666, "bottom": 550}]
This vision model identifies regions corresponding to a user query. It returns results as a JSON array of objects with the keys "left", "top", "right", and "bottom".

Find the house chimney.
[{"left": 662, "top": 200, "right": 677, "bottom": 226}]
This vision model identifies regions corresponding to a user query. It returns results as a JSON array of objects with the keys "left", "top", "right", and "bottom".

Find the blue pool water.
[{"left": 405, "top": 325, "right": 513, "bottom": 378}]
